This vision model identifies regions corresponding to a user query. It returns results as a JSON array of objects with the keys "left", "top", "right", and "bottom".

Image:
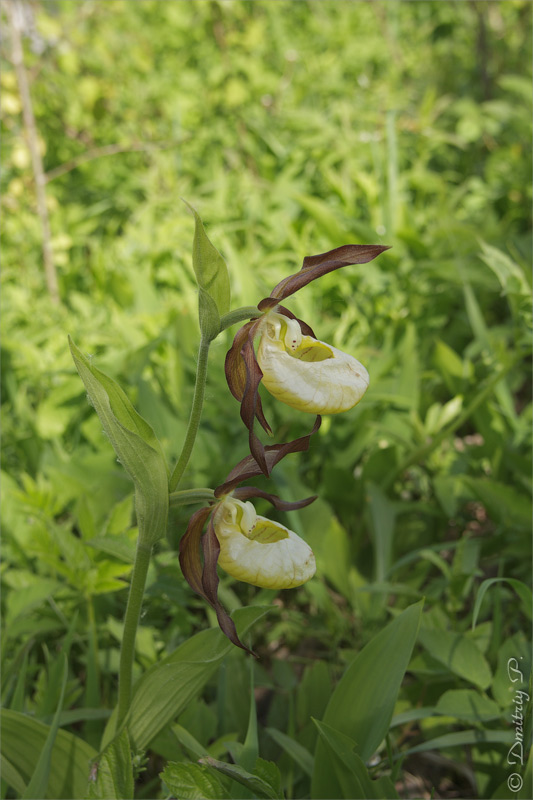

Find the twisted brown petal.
[
  {"left": 179, "top": 504, "right": 255, "bottom": 656},
  {"left": 178, "top": 505, "right": 214, "bottom": 601},
  {"left": 232, "top": 485, "right": 317, "bottom": 511},
  {"left": 214, "top": 415, "right": 322, "bottom": 495},
  {"left": 269, "top": 243, "right": 391, "bottom": 301},
  {"left": 202, "top": 518, "right": 255, "bottom": 657},
  {"left": 226, "top": 317, "right": 272, "bottom": 440},
  {"left": 224, "top": 319, "right": 257, "bottom": 402}
]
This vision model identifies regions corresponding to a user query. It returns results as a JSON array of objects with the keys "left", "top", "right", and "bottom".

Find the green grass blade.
[{"left": 22, "top": 653, "right": 68, "bottom": 799}]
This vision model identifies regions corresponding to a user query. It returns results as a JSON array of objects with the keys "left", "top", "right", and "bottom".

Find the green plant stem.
[
  {"left": 219, "top": 306, "right": 262, "bottom": 331},
  {"left": 383, "top": 360, "right": 518, "bottom": 490},
  {"left": 169, "top": 338, "right": 210, "bottom": 492},
  {"left": 117, "top": 540, "right": 152, "bottom": 727}
]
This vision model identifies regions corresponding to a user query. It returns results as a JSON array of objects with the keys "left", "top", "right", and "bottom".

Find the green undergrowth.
[{"left": 1, "top": 2, "right": 531, "bottom": 798}]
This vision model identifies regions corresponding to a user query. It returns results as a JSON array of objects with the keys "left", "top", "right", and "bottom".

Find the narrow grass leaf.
[
  {"left": 265, "top": 727, "right": 314, "bottom": 777},
  {"left": 10, "top": 644, "right": 31, "bottom": 712},
  {"left": 1, "top": 754, "right": 27, "bottom": 797},
  {"left": 399, "top": 728, "right": 514, "bottom": 758},
  {"left": 23, "top": 653, "right": 68, "bottom": 799},
  {"left": 472, "top": 577, "right": 533, "bottom": 628}
]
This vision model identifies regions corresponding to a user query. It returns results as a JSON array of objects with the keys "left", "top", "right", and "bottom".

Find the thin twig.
[{"left": 7, "top": 0, "right": 59, "bottom": 304}]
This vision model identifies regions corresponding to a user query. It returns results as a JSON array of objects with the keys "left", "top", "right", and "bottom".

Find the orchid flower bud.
[
  {"left": 256, "top": 312, "right": 369, "bottom": 414},
  {"left": 212, "top": 496, "right": 316, "bottom": 589}
]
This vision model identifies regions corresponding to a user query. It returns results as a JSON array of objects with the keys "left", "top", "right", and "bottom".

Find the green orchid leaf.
[
  {"left": 312, "top": 719, "right": 399, "bottom": 799},
  {"left": 69, "top": 338, "right": 168, "bottom": 547},
  {"left": 107, "top": 606, "right": 271, "bottom": 751},
  {"left": 312, "top": 601, "right": 422, "bottom": 798},
  {"left": 1, "top": 709, "right": 97, "bottom": 799}
]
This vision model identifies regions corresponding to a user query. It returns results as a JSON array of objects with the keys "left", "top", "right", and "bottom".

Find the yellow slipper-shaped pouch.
[
  {"left": 256, "top": 313, "right": 369, "bottom": 414},
  {"left": 213, "top": 497, "right": 316, "bottom": 589}
]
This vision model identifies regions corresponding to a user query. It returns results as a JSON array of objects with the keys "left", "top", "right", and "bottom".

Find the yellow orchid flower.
[
  {"left": 212, "top": 496, "right": 316, "bottom": 589},
  {"left": 256, "top": 311, "right": 369, "bottom": 415},
  {"left": 179, "top": 475, "right": 317, "bottom": 655},
  {"left": 225, "top": 243, "right": 389, "bottom": 473}
]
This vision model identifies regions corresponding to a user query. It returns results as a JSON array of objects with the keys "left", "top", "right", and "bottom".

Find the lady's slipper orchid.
[
  {"left": 256, "top": 311, "right": 369, "bottom": 415},
  {"left": 179, "top": 453, "right": 317, "bottom": 655},
  {"left": 212, "top": 496, "right": 315, "bottom": 589},
  {"left": 225, "top": 243, "right": 389, "bottom": 472}
]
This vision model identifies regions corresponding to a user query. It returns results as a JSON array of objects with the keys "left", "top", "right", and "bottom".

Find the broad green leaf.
[
  {"left": 69, "top": 338, "right": 168, "bottom": 546},
  {"left": 87, "top": 728, "right": 133, "bottom": 800},
  {"left": 418, "top": 627, "right": 491, "bottom": 689},
  {"left": 313, "top": 719, "right": 399, "bottom": 800},
  {"left": 121, "top": 606, "right": 271, "bottom": 750},
  {"left": 161, "top": 761, "right": 228, "bottom": 800},
  {"left": 434, "top": 689, "right": 501, "bottom": 722},
  {"left": 265, "top": 727, "right": 314, "bottom": 777},
  {"left": 473, "top": 578, "right": 533, "bottom": 628},
  {"left": 199, "top": 756, "right": 278, "bottom": 800},
  {"left": 1, "top": 709, "right": 97, "bottom": 799},
  {"left": 311, "top": 601, "right": 422, "bottom": 799},
  {"left": 23, "top": 653, "right": 68, "bottom": 799},
  {"left": 185, "top": 201, "right": 231, "bottom": 338}
]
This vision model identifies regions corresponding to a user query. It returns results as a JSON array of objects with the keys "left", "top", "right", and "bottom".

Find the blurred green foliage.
[{"left": 1, "top": 1, "right": 531, "bottom": 798}]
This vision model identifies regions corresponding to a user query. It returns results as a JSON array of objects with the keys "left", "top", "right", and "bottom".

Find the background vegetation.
[{"left": 1, "top": 1, "right": 531, "bottom": 798}]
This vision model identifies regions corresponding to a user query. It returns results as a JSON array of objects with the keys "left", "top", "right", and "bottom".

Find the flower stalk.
[
  {"left": 117, "top": 540, "right": 153, "bottom": 727},
  {"left": 169, "top": 337, "right": 211, "bottom": 492}
]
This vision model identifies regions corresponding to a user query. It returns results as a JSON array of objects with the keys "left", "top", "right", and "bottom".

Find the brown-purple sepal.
[
  {"left": 178, "top": 505, "right": 213, "bottom": 602},
  {"left": 202, "top": 518, "right": 256, "bottom": 657},
  {"left": 232, "top": 485, "right": 317, "bottom": 511},
  {"left": 225, "top": 317, "right": 272, "bottom": 438},
  {"left": 269, "top": 243, "right": 391, "bottom": 302},
  {"left": 214, "top": 415, "right": 322, "bottom": 495},
  {"left": 179, "top": 504, "right": 255, "bottom": 656}
]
